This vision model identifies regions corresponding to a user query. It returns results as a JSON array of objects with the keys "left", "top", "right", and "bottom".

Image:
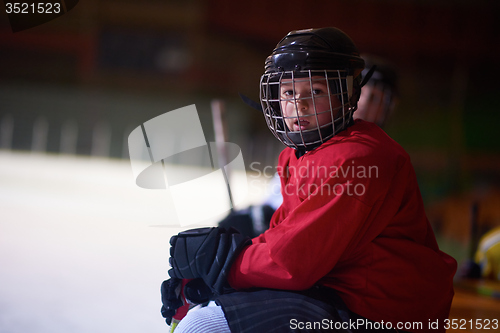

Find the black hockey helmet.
[{"left": 260, "top": 27, "right": 365, "bottom": 151}]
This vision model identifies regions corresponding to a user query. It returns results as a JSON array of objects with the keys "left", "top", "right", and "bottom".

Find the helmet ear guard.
[
  {"left": 260, "top": 27, "right": 365, "bottom": 151},
  {"left": 349, "top": 72, "right": 364, "bottom": 111}
]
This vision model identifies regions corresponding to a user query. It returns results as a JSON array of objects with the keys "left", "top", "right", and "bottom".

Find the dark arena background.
[{"left": 0, "top": 1, "right": 499, "bottom": 332}]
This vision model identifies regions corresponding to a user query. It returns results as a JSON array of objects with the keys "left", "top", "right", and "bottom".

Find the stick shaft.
[{"left": 211, "top": 99, "right": 234, "bottom": 211}]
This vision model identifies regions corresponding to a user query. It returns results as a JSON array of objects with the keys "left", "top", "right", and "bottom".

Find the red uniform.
[{"left": 229, "top": 119, "right": 456, "bottom": 332}]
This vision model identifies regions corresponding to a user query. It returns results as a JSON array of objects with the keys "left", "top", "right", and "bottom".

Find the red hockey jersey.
[{"left": 228, "top": 119, "right": 457, "bottom": 332}]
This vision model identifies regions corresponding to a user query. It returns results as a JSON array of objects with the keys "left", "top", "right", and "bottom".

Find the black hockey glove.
[
  {"left": 168, "top": 227, "right": 251, "bottom": 296},
  {"left": 160, "top": 278, "right": 184, "bottom": 325},
  {"left": 183, "top": 278, "right": 214, "bottom": 304},
  {"left": 160, "top": 278, "right": 214, "bottom": 325}
]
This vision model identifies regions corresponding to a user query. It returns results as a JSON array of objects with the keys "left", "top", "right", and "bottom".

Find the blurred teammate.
[
  {"left": 355, "top": 55, "right": 399, "bottom": 127},
  {"left": 460, "top": 226, "right": 500, "bottom": 281},
  {"left": 475, "top": 226, "right": 500, "bottom": 280}
]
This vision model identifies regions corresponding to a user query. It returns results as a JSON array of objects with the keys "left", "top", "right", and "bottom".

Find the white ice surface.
[{"left": 0, "top": 151, "right": 265, "bottom": 333}]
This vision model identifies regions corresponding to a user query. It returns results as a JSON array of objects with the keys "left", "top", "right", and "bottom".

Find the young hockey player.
[
  {"left": 216, "top": 54, "right": 399, "bottom": 243},
  {"left": 162, "top": 27, "right": 457, "bottom": 333}
]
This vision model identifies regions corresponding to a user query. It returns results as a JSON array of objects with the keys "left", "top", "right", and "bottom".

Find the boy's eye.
[
  {"left": 312, "top": 85, "right": 329, "bottom": 95},
  {"left": 280, "top": 85, "right": 327, "bottom": 97}
]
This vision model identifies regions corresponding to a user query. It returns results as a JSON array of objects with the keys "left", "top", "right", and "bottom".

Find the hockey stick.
[{"left": 211, "top": 99, "right": 235, "bottom": 212}]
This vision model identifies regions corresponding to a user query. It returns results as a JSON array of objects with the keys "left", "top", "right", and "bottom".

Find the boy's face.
[{"left": 279, "top": 76, "right": 342, "bottom": 132}]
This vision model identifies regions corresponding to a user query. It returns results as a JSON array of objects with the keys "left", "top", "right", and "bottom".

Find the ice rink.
[{"left": 0, "top": 151, "right": 264, "bottom": 333}]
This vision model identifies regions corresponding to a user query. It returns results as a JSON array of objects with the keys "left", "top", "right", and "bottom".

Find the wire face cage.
[{"left": 260, "top": 69, "right": 355, "bottom": 151}]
